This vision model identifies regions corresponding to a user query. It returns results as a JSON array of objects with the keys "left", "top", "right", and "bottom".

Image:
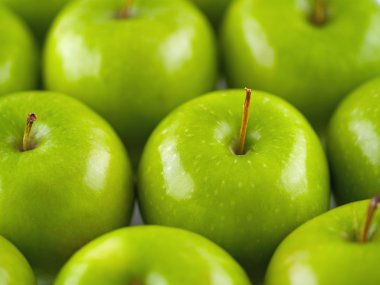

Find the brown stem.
[
  {"left": 22, "top": 113, "right": 37, "bottom": 152},
  {"left": 311, "top": 0, "right": 326, "bottom": 26},
  {"left": 116, "top": 0, "right": 133, "bottom": 19},
  {"left": 238, "top": 88, "right": 252, "bottom": 155},
  {"left": 360, "top": 194, "right": 380, "bottom": 242}
]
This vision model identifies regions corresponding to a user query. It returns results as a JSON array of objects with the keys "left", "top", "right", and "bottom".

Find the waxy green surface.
[
  {"left": 190, "top": 0, "right": 232, "bottom": 28},
  {"left": 221, "top": 0, "right": 380, "bottom": 131},
  {"left": 44, "top": 0, "right": 217, "bottom": 161},
  {"left": 0, "top": 0, "right": 70, "bottom": 42},
  {"left": 0, "top": 91, "right": 134, "bottom": 277},
  {"left": 328, "top": 77, "right": 380, "bottom": 204},
  {"left": 0, "top": 235, "right": 36, "bottom": 285},
  {"left": 138, "top": 90, "right": 330, "bottom": 278},
  {"left": 54, "top": 226, "right": 251, "bottom": 285},
  {"left": 0, "top": 7, "right": 38, "bottom": 95},
  {"left": 265, "top": 200, "right": 380, "bottom": 285}
]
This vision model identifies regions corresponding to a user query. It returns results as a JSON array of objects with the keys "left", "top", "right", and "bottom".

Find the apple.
[
  {"left": 327, "top": 77, "right": 380, "bottom": 204},
  {"left": 0, "top": 91, "right": 134, "bottom": 280},
  {"left": 54, "top": 225, "right": 251, "bottom": 285},
  {"left": 138, "top": 89, "right": 330, "bottom": 280},
  {"left": 0, "top": 6, "right": 38, "bottom": 96},
  {"left": 265, "top": 195, "right": 380, "bottom": 285},
  {"left": 190, "top": 0, "right": 232, "bottom": 29},
  {"left": 44, "top": 0, "right": 218, "bottom": 165},
  {"left": 221, "top": 0, "right": 380, "bottom": 132},
  {"left": 0, "top": 0, "right": 70, "bottom": 42},
  {"left": 0, "top": 235, "right": 36, "bottom": 285}
]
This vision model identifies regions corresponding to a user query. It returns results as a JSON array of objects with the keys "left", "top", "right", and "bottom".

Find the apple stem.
[
  {"left": 238, "top": 88, "right": 252, "bottom": 155},
  {"left": 116, "top": 0, "right": 133, "bottom": 19},
  {"left": 360, "top": 194, "right": 380, "bottom": 243},
  {"left": 311, "top": 0, "right": 326, "bottom": 26},
  {"left": 22, "top": 113, "right": 37, "bottom": 152}
]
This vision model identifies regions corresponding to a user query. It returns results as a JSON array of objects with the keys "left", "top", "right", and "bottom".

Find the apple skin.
[
  {"left": 0, "top": 0, "right": 69, "bottom": 42},
  {"left": 0, "top": 91, "right": 134, "bottom": 278},
  {"left": 190, "top": 0, "right": 232, "bottom": 28},
  {"left": 44, "top": 0, "right": 218, "bottom": 163},
  {"left": 0, "top": 235, "right": 36, "bottom": 285},
  {"left": 54, "top": 225, "right": 251, "bottom": 285},
  {"left": 265, "top": 200, "right": 380, "bottom": 285},
  {"left": 221, "top": 0, "right": 380, "bottom": 131},
  {"left": 0, "top": 6, "right": 38, "bottom": 95},
  {"left": 138, "top": 89, "right": 330, "bottom": 279},
  {"left": 327, "top": 77, "right": 380, "bottom": 204}
]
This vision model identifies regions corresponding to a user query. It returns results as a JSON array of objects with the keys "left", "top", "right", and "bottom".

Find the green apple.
[
  {"left": 0, "top": 6, "right": 38, "bottom": 96},
  {"left": 44, "top": 0, "right": 218, "bottom": 164},
  {"left": 0, "top": 0, "right": 70, "bottom": 42},
  {"left": 190, "top": 0, "right": 232, "bottom": 28},
  {"left": 265, "top": 196, "right": 380, "bottom": 285},
  {"left": 0, "top": 91, "right": 134, "bottom": 279},
  {"left": 221, "top": 0, "right": 380, "bottom": 132},
  {"left": 327, "top": 77, "right": 380, "bottom": 204},
  {"left": 54, "top": 225, "right": 251, "bottom": 285},
  {"left": 0, "top": 235, "right": 36, "bottom": 285},
  {"left": 138, "top": 89, "right": 330, "bottom": 280}
]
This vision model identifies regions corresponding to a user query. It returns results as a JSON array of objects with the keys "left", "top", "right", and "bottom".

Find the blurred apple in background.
[
  {"left": 54, "top": 226, "right": 252, "bottom": 285},
  {"left": 44, "top": 0, "right": 218, "bottom": 165},
  {"left": 328, "top": 77, "right": 380, "bottom": 204},
  {"left": 221, "top": 0, "right": 380, "bottom": 132},
  {"left": 0, "top": 235, "right": 36, "bottom": 285},
  {"left": 265, "top": 196, "right": 380, "bottom": 285},
  {"left": 0, "top": 0, "right": 70, "bottom": 42},
  {"left": 190, "top": 0, "right": 232, "bottom": 29},
  {"left": 138, "top": 89, "right": 330, "bottom": 281},
  {"left": 0, "top": 91, "right": 134, "bottom": 281},
  {"left": 0, "top": 6, "right": 38, "bottom": 96}
]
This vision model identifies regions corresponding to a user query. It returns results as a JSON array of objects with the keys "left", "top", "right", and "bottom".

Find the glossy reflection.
[
  {"left": 349, "top": 120, "right": 380, "bottom": 166},
  {"left": 281, "top": 131, "right": 308, "bottom": 196},
  {"left": 160, "top": 27, "right": 194, "bottom": 73},
  {"left": 58, "top": 33, "right": 102, "bottom": 81},
  {"left": 0, "top": 61, "right": 11, "bottom": 84},
  {"left": 159, "top": 137, "right": 194, "bottom": 200},
  {"left": 84, "top": 147, "right": 111, "bottom": 192},
  {"left": 243, "top": 17, "right": 275, "bottom": 68}
]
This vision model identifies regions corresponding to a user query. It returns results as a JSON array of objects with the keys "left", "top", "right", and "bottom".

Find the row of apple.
[
  {"left": 0, "top": 75, "right": 379, "bottom": 284},
  {"left": 4, "top": 0, "right": 380, "bottom": 167}
]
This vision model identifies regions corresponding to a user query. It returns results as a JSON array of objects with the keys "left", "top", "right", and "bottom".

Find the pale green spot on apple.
[
  {"left": 221, "top": 0, "right": 380, "bottom": 132},
  {"left": 0, "top": 6, "right": 38, "bottom": 96},
  {"left": 43, "top": 0, "right": 218, "bottom": 166},
  {"left": 328, "top": 77, "right": 380, "bottom": 204},
  {"left": 138, "top": 89, "right": 330, "bottom": 281},
  {"left": 0, "top": 91, "right": 134, "bottom": 279},
  {"left": 53, "top": 226, "right": 251, "bottom": 285},
  {"left": 265, "top": 198, "right": 380, "bottom": 285},
  {"left": 0, "top": 235, "right": 36, "bottom": 285}
]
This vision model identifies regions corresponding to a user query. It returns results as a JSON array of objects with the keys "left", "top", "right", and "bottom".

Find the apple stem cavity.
[
  {"left": 237, "top": 88, "right": 252, "bottom": 155},
  {"left": 22, "top": 113, "right": 37, "bottom": 152},
  {"left": 311, "top": 0, "right": 326, "bottom": 26},
  {"left": 360, "top": 193, "right": 380, "bottom": 243},
  {"left": 116, "top": 0, "right": 133, "bottom": 19}
]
